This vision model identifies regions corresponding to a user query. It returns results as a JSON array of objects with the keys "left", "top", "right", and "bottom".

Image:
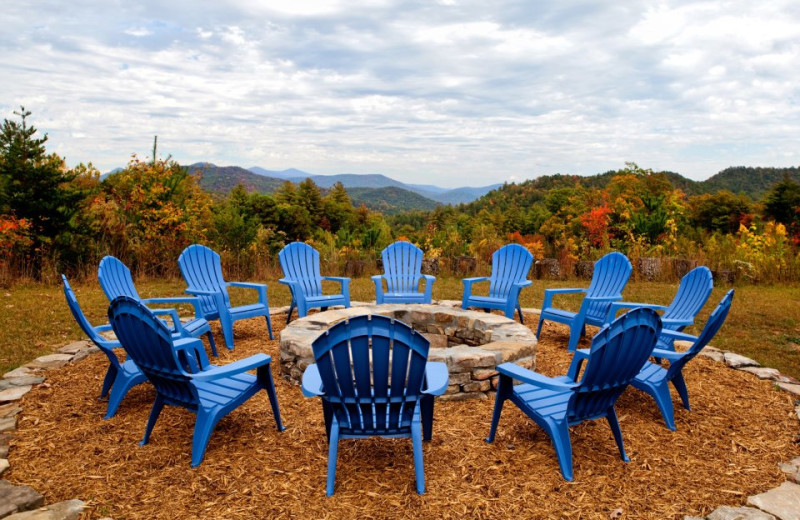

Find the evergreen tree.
[
  {"left": 763, "top": 177, "right": 800, "bottom": 225},
  {"left": 0, "top": 107, "right": 83, "bottom": 275}
]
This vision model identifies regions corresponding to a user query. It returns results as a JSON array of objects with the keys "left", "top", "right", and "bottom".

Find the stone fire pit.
[{"left": 279, "top": 304, "right": 537, "bottom": 400}]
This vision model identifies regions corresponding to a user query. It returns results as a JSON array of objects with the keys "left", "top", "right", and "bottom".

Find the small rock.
[
  {"left": 708, "top": 505, "right": 776, "bottom": 519},
  {"left": 779, "top": 457, "right": 800, "bottom": 484},
  {"left": 739, "top": 367, "right": 789, "bottom": 382},
  {"left": 0, "top": 416, "right": 16, "bottom": 432},
  {"left": 0, "top": 458, "right": 8, "bottom": 476},
  {"left": 777, "top": 382, "right": 800, "bottom": 398},
  {"left": 701, "top": 349, "right": 726, "bottom": 363},
  {"left": 0, "top": 385, "right": 32, "bottom": 403},
  {"left": 3, "top": 367, "right": 40, "bottom": 379},
  {"left": 724, "top": 353, "right": 760, "bottom": 369},
  {"left": 0, "top": 377, "right": 45, "bottom": 388},
  {"left": 746, "top": 481, "right": 800, "bottom": 520},
  {"left": 3, "top": 499, "right": 85, "bottom": 520},
  {"left": 0, "top": 481, "right": 45, "bottom": 517},
  {"left": 0, "top": 404, "right": 22, "bottom": 418},
  {"left": 684, "top": 517, "right": 705, "bottom": 520},
  {"left": 26, "top": 354, "right": 74, "bottom": 370},
  {"left": 56, "top": 341, "right": 91, "bottom": 354}
]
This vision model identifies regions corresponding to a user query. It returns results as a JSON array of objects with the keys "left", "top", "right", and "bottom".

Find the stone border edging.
[{"left": 0, "top": 305, "right": 797, "bottom": 519}]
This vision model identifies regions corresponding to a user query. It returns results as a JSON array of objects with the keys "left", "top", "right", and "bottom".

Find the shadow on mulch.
[{"left": 6, "top": 316, "right": 800, "bottom": 520}]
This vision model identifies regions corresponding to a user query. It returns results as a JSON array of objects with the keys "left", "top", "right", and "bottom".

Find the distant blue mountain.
[{"left": 246, "top": 167, "right": 498, "bottom": 204}]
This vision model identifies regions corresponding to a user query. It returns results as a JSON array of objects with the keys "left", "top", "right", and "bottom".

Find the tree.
[
  {"left": 0, "top": 107, "right": 84, "bottom": 276},
  {"left": 763, "top": 177, "right": 800, "bottom": 225}
]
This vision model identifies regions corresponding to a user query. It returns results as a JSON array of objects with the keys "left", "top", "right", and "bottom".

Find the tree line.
[{"left": 2, "top": 108, "right": 800, "bottom": 284}]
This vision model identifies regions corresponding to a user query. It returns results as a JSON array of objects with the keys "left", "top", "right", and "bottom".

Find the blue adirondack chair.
[
  {"left": 61, "top": 275, "right": 147, "bottom": 419},
  {"left": 633, "top": 290, "right": 734, "bottom": 429},
  {"left": 279, "top": 242, "right": 351, "bottom": 322},
  {"left": 536, "top": 251, "right": 632, "bottom": 351},
  {"left": 98, "top": 256, "right": 218, "bottom": 356},
  {"left": 301, "top": 314, "right": 449, "bottom": 495},
  {"left": 107, "top": 296, "right": 285, "bottom": 467},
  {"left": 486, "top": 307, "right": 661, "bottom": 481},
  {"left": 372, "top": 241, "right": 435, "bottom": 304},
  {"left": 461, "top": 244, "right": 533, "bottom": 322},
  {"left": 178, "top": 244, "right": 274, "bottom": 350},
  {"left": 604, "top": 266, "right": 713, "bottom": 351}
]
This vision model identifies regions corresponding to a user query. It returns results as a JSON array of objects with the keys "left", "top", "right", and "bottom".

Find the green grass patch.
[{"left": 1, "top": 277, "right": 798, "bottom": 379}]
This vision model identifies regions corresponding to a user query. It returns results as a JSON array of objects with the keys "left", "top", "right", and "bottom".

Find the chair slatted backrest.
[
  {"left": 98, "top": 256, "right": 141, "bottom": 301},
  {"left": 312, "top": 315, "right": 430, "bottom": 435},
  {"left": 62, "top": 275, "right": 120, "bottom": 367},
  {"left": 584, "top": 252, "right": 632, "bottom": 321},
  {"left": 487, "top": 244, "right": 534, "bottom": 299},
  {"left": 279, "top": 242, "right": 324, "bottom": 298},
  {"left": 666, "top": 289, "right": 734, "bottom": 380},
  {"left": 570, "top": 308, "right": 661, "bottom": 421},
  {"left": 108, "top": 297, "right": 206, "bottom": 409},
  {"left": 662, "top": 266, "right": 713, "bottom": 325},
  {"left": 178, "top": 244, "right": 231, "bottom": 316},
  {"left": 382, "top": 241, "right": 423, "bottom": 294}
]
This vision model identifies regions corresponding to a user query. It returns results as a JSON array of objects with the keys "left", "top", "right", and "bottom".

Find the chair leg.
[
  {"left": 671, "top": 372, "right": 691, "bottom": 411},
  {"left": 257, "top": 365, "right": 285, "bottom": 431},
  {"left": 191, "top": 410, "right": 222, "bottom": 467},
  {"left": 206, "top": 331, "right": 218, "bottom": 357},
  {"left": 547, "top": 419, "right": 574, "bottom": 481},
  {"left": 322, "top": 401, "right": 333, "bottom": 442},
  {"left": 326, "top": 421, "right": 340, "bottom": 496},
  {"left": 265, "top": 313, "right": 274, "bottom": 341},
  {"left": 567, "top": 321, "right": 583, "bottom": 352},
  {"left": 421, "top": 395, "right": 434, "bottom": 441},
  {"left": 486, "top": 374, "right": 512, "bottom": 443},
  {"left": 99, "top": 364, "right": 118, "bottom": 399},
  {"left": 105, "top": 373, "right": 140, "bottom": 420},
  {"left": 220, "top": 316, "right": 235, "bottom": 350},
  {"left": 535, "top": 315, "right": 545, "bottom": 338},
  {"left": 517, "top": 304, "right": 524, "bottom": 324},
  {"left": 647, "top": 382, "right": 677, "bottom": 430},
  {"left": 140, "top": 394, "right": 165, "bottom": 446},
  {"left": 412, "top": 421, "right": 426, "bottom": 494},
  {"left": 606, "top": 408, "right": 629, "bottom": 462},
  {"left": 286, "top": 300, "right": 295, "bottom": 324}
]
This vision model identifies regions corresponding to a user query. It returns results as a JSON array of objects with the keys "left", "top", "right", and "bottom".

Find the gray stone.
[
  {"left": 447, "top": 346, "right": 496, "bottom": 370},
  {"left": 0, "top": 446, "right": 8, "bottom": 458},
  {"left": 746, "top": 482, "right": 800, "bottom": 520},
  {"left": 421, "top": 333, "right": 448, "bottom": 349},
  {"left": 684, "top": 517, "right": 705, "bottom": 520},
  {"left": 444, "top": 384, "right": 460, "bottom": 395},
  {"left": 448, "top": 373, "right": 471, "bottom": 385},
  {"left": 4, "top": 500, "right": 85, "bottom": 520},
  {"left": 0, "top": 385, "right": 32, "bottom": 402},
  {"left": 69, "top": 349, "right": 94, "bottom": 362},
  {"left": 0, "top": 458, "right": 8, "bottom": 476},
  {"left": 776, "top": 382, "right": 800, "bottom": 397},
  {"left": 0, "top": 404, "right": 21, "bottom": 418},
  {"left": 0, "top": 377, "right": 45, "bottom": 389},
  {"left": 463, "top": 380, "right": 491, "bottom": 392},
  {"left": 0, "top": 416, "right": 16, "bottom": 432},
  {"left": 439, "top": 391, "right": 488, "bottom": 402},
  {"left": 56, "top": 341, "right": 91, "bottom": 354},
  {"left": 724, "top": 353, "right": 760, "bottom": 369},
  {"left": 779, "top": 457, "right": 800, "bottom": 484},
  {"left": 0, "top": 480, "right": 45, "bottom": 517},
  {"left": 739, "top": 367, "right": 788, "bottom": 381},
  {"left": 708, "top": 505, "right": 776, "bottom": 519},
  {"left": 482, "top": 341, "right": 536, "bottom": 364},
  {"left": 701, "top": 349, "right": 726, "bottom": 363},
  {"left": 26, "top": 354, "right": 74, "bottom": 370},
  {"left": 3, "top": 367, "right": 40, "bottom": 379}
]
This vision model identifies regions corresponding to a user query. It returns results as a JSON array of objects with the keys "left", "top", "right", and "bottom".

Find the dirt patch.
[{"left": 6, "top": 317, "right": 799, "bottom": 519}]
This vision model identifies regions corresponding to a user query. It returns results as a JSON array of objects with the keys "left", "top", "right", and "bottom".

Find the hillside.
[
  {"left": 347, "top": 186, "right": 440, "bottom": 214},
  {"left": 187, "top": 163, "right": 285, "bottom": 194},
  {"left": 700, "top": 166, "right": 800, "bottom": 200}
]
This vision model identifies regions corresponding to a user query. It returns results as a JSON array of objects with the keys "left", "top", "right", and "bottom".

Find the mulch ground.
[{"left": 6, "top": 316, "right": 800, "bottom": 520}]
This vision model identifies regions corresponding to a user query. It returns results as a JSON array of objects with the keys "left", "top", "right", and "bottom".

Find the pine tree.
[{"left": 0, "top": 107, "right": 83, "bottom": 275}]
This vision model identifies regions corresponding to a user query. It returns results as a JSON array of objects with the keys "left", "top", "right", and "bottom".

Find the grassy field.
[{"left": 2, "top": 276, "right": 799, "bottom": 378}]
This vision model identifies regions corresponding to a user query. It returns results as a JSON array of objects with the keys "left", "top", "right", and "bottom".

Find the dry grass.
[{"left": 6, "top": 316, "right": 799, "bottom": 520}]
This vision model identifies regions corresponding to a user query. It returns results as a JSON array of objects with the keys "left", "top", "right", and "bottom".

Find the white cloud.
[{"left": 0, "top": 0, "right": 798, "bottom": 186}]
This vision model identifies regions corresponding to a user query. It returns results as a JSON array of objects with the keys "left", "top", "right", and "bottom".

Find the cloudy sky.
[{"left": 2, "top": 1, "right": 798, "bottom": 187}]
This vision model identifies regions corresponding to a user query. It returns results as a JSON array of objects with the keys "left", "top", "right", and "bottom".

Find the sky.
[{"left": 2, "top": 1, "right": 799, "bottom": 188}]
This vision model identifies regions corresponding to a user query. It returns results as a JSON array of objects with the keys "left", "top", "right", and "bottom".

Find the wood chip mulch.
[{"left": 5, "top": 317, "right": 799, "bottom": 519}]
